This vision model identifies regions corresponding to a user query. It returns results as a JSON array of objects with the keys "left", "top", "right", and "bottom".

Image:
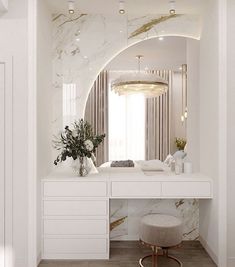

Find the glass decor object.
[{"left": 72, "top": 156, "right": 89, "bottom": 177}]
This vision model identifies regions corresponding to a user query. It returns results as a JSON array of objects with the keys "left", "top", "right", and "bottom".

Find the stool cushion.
[{"left": 139, "top": 214, "right": 183, "bottom": 248}]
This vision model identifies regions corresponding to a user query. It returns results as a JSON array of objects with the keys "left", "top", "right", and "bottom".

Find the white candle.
[{"left": 184, "top": 161, "right": 193, "bottom": 174}]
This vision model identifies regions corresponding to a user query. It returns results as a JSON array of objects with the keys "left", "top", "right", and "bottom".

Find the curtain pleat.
[
  {"left": 85, "top": 69, "right": 171, "bottom": 163},
  {"left": 145, "top": 70, "right": 171, "bottom": 161},
  {"left": 84, "top": 71, "right": 109, "bottom": 166}
]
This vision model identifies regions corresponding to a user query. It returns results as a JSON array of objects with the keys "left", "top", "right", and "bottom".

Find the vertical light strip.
[
  {"left": 168, "top": 71, "right": 172, "bottom": 154},
  {"left": 183, "top": 64, "right": 188, "bottom": 120},
  {"left": 181, "top": 64, "right": 187, "bottom": 123},
  {"left": 181, "top": 65, "right": 185, "bottom": 123}
]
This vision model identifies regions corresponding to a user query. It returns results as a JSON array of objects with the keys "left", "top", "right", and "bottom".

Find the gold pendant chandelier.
[{"left": 111, "top": 55, "right": 168, "bottom": 98}]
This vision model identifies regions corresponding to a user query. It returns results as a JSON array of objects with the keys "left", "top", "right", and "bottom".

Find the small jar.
[
  {"left": 184, "top": 161, "right": 193, "bottom": 174},
  {"left": 175, "top": 158, "right": 183, "bottom": 175}
]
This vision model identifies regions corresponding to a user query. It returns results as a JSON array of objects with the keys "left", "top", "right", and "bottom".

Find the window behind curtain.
[{"left": 108, "top": 88, "right": 145, "bottom": 161}]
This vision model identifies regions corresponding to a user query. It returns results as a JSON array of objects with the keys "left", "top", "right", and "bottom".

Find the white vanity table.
[{"left": 41, "top": 168, "right": 213, "bottom": 260}]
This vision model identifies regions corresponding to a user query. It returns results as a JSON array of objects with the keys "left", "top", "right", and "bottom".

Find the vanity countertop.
[{"left": 42, "top": 166, "right": 213, "bottom": 183}]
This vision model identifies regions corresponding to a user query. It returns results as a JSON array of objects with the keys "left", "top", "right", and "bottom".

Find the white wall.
[
  {"left": 0, "top": 0, "right": 28, "bottom": 266},
  {"left": 227, "top": 0, "right": 235, "bottom": 266},
  {"left": 199, "top": 0, "right": 219, "bottom": 264},
  {"left": 37, "top": 0, "right": 52, "bottom": 263},
  {"left": 186, "top": 39, "right": 200, "bottom": 171}
]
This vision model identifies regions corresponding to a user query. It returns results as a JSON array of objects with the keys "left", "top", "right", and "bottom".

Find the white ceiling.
[
  {"left": 105, "top": 36, "right": 187, "bottom": 71},
  {"left": 45, "top": 0, "right": 207, "bottom": 15}
]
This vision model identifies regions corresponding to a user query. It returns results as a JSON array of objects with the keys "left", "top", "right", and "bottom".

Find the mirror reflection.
[{"left": 84, "top": 36, "right": 187, "bottom": 166}]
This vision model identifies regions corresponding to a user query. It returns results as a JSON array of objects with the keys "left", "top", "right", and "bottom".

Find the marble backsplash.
[{"left": 110, "top": 199, "right": 199, "bottom": 241}]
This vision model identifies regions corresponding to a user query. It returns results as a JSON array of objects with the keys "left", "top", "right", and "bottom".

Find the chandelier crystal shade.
[
  {"left": 111, "top": 72, "right": 168, "bottom": 97},
  {"left": 111, "top": 56, "right": 168, "bottom": 98}
]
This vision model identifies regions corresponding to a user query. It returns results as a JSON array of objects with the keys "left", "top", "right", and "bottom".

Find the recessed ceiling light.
[
  {"left": 158, "top": 36, "right": 164, "bottom": 41},
  {"left": 68, "top": 0, "right": 75, "bottom": 14},
  {"left": 119, "top": 1, "right": 125, "bottom": 14},
  {"left": 83, "top": 56, "right": 88, "bottom": 59},
  {"left": 76, "top": 38, "right": 80, "bottom": 42}
]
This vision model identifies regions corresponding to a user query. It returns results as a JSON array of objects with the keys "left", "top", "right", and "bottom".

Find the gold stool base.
[{"left": 139, "top": 240, "right": 183, "bottom": 267}]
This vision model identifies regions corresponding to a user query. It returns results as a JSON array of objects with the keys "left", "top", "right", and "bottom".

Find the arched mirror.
[{"left": 85, "top": 36, "right": 188, "bottom": 166}]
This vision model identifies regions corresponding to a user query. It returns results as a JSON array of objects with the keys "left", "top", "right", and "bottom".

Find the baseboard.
[
  {"left": 199, "top": 235, "right": 218, "bottom": 266},
  {"left": 37, "top": 252, "right": 42, "bottom": 266},
  {"left": 228, "top": 257, "right": 235, "bottom": 267}
]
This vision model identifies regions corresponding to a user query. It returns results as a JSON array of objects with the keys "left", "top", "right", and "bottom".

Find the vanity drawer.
[
  {"left": 162, "top": 181, "right": 212, "bottom": 198},
  {"left": 43, "top": 181, "right": 107, "bottom": 197},
  {"left": 44, "top": 219, "right": 107, "bottom": 235},
  {"left": 43, "top": 200, "right": 108, "bottom": 216},
  {"left": 111, "top": 181, "right": 161, "bottom": 198},
  {"left": 44, "top": 238, "right": 107, "bottom": 255}
]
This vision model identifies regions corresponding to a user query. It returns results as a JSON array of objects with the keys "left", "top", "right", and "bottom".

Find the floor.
[{"left": 39, "top": 241, "right": 216, "bottom": 267}]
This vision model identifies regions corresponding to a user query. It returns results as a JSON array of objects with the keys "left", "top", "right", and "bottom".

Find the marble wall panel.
[
  {"left": 52, "top": 13, "right": 200, "bottom": 126},
  {"left": 52, "top": 13, "right": 201, "bottom": 241},
  {"left": 110, "top": 199, "right": 199, "bottom": 241}
]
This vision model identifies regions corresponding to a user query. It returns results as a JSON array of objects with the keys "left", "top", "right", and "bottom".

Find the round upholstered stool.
[{"left": 139, "top": 214, "right": 183, "bottom": 267}]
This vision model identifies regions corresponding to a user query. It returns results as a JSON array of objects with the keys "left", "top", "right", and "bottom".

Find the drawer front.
[
  {"left": 162, "top": 181, "right": 212, "bottom": 197},
  {"left": 44, "top": 219, "right": 107, "bottom": 235},
  {"left": 43, "top": 200, "right": 107, "bottom": 216},
  {"left": 111, "top": 181, "right": 161, "bottom": 197},
  {"left": 44, "top": 238, "right": 107, "bottom": 254},
  {"left": 43, "top": 181, "right": 107, "bottom": 197}
]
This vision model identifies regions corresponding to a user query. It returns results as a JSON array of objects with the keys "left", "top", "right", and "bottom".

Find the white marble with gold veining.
[
  {"left": 52, "top": 13, "right": 201, "bottom": 131},
  {"left": 51, "top": 13, "right": 201, "bottom": 241},
  {"left": 110, "top": 199, "right": 199, "bottom": 241}
]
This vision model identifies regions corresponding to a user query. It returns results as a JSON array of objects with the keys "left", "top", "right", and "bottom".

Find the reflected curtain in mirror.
[
  {"left": 145, "top": 70, "right": 171, "bottom": 161},
  {"left": 84, "top": 71, "right": 109, "bottom": 166}
]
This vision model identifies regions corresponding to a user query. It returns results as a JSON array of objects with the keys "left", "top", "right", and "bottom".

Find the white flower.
[
  {"left": 84, "top": 139, "right": 94, "bottom": 151},
  {"left": 72, "top": 130, "right": 77, "bottom": 138}
]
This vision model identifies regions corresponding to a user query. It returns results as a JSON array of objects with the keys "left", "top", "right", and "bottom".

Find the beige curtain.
[
  {"left": 145, "top": 70, "right": 172, "bottom": 161},
  {"left": 84, "top": 71, "right": 109, "bottom": 166}
]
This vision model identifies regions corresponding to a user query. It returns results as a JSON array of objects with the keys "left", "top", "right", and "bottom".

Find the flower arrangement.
[
  {"left": 53, "top": 119, "right": 105, "bottom": 167},
  {"left": 175, "top": 137, "right": 186, "bottom": 151}
]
